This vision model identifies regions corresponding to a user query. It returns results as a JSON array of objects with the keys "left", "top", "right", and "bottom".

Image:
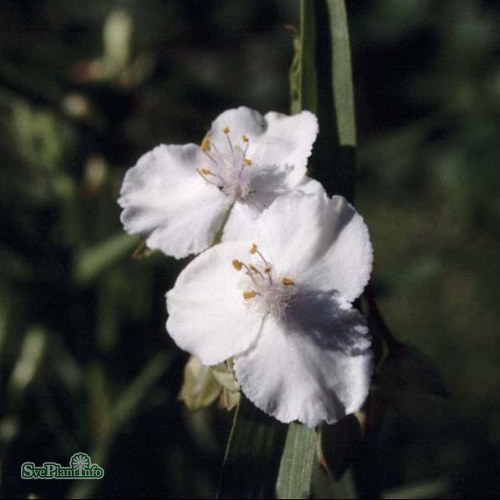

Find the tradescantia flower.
[
  {"left": 166, "top": 192, "right": 373, "bottom": 427},
  {"left": 118, "top": 107, "right": 320, "bottom": 259}
]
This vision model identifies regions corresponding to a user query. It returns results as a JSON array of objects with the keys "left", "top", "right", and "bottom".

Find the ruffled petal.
[
  {"left": 294, "top": 176, "right": 326, "bottom": 196},
  {"left": 119, "top": 144, "right": 231, "bottom": 259},
  {"left": 166, "top": 241, "right": 264, "bottom": 365},
  {"left": 254, "top": 110, "right": 318, "bottom": 189},
  {"left": 253, "top": 192, "right": 331, "bottom": 275},
  {"left": 303, "top": 195, "right": 373, "bottom": 302},
  {"left": 208, "top": 107, "right": 318, "bottom": 193},
  {"left": 209, "top": 107, "right": 268, "bottom": 142},
  {"left": 222, "top": 176, "right": 326, "bottom": 242},
  {"left": 255, "top": 192, "right": 372, "bottom": 303},
  {"left": 234, "top": 292, "right": 372, "bottom": 427}
]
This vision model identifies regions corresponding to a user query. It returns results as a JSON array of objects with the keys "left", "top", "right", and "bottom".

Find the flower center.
[
  {"left": 232, "top": 243, "right": 296, "bottom": 319},
  {"left": 197, "top": 127, "right": 253, "bottom": 200}
]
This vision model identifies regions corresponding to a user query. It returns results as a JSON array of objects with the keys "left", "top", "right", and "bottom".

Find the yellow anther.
[
  {"left": 242, "top": 135, "right": 249, "bottom": 143},
  {"left": 243, "top": 158, "right": 252, "bottom": 166},
  {"left": 282, "top": 278, "right": 295, "bottom": 286},
  {"left": 200, "top": 168, "right": 212, "bottom": 175},
  {"left": 232, "top": 259, "right": 242, "bottom": 271},
  {"left": 223, "top": 126, "right": 230, "bottom": 134},
  {"left": 249, "top": 265, "right": 258, "bottom": 273},
  {"left": 243, "top": 290, "right": 257, "bottom": 300},
  {"left": 264, "top": 267, "right": 271, "bottom": 273},
  {"left": 250, "top": 243, "right": 258, "bottom": 254},
  {"left": 201, "top": 136, "right": 211, "bottom": 152}
]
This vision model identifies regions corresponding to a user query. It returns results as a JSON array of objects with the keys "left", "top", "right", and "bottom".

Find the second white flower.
[{"left": 166, "top": 192, "right": 373, "bottom": 427}]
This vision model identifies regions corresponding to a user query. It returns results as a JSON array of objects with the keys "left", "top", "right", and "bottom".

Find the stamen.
[
  {"left": 241, "top": 263, "right": 251, "bottom": 273},
  {"left": 208, "top": 140, "right": 232, "bottom": 171},
  {"left": 196, "top": 169, "right": 220, "bottom": 186},
  {"left": 197, "top": 124, "right": 255, "bottom": 200},
  {"left": 249, "top": 265, "right": 265, "bottom": 280},
  {"left": 201, "top": 136, "right": 211, "bottom": 152},
  {"left": 198, "top": 167, "right": 225, "bottom": 184},
  {"left": 226, "top": 133, "right": 234, "bottom": 155},
  {"left": 233, "top": 248, "right": 296, "bottom": 317},
  {"left": 255, "top": 248, "right": 271, "bottom": 268},
  {"left": 201, "top": 148, "right": 219, "bottom": 168},
  {"left": 236, "top": 262, "right": 260, "bottom": 286}
]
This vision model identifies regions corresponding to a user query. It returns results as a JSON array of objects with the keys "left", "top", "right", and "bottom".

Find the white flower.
[
  {"left": 166, "top": 192, "right": 373, "bottom": 427},
  {"left": 118, "top": 107, "right": 320, "bottom": 259}
]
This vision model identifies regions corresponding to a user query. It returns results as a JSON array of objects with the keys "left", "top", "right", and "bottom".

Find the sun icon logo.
[{"left": 70, "top": 452, "right": 91, "bottom": 476}]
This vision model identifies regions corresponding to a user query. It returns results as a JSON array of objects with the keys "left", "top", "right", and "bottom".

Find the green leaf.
[
  {"left": 290, "top": 1, "right": 317, "bottom": 115},
  {"left": 73, "top": 233, "right": 140, "bottom": 286},
  {"left": 7, "top": 327, "right": 48, "bottom": 409},
  {"left": 301, "top": 0, "right": 357, "bottom": 201},
  {"left": 328, "top": 0, "right": 356, "bottom": 148},
  {"left": 216, "top": 395, "right": 288, "bottom": 499},
  {"left": 276, "top": 423, "right": 317, "bottom": 499}
]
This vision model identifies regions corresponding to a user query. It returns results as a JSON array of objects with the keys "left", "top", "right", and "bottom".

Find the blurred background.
[{"left": 0, "top": 0, "right": 499, "bottom": 497}]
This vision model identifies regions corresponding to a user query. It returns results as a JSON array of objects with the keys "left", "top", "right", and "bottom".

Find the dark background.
[{"left": 0, "top": 0, "right": 499, "bottom": 497}]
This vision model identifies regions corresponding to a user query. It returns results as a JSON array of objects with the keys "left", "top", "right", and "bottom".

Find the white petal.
[
  {"left": 119, "top": 144, "right": 231, "bottom": 259},
  {"left": 254, "top": 192, "right": 331, "bottom": 275},
  {"left": 255, "top": 192, "right": 372, "bottom": 303},
  {"left": 166, "top": 241, "right": 263, "bottom": 365},
  {"left": 303, "top": 195, "right": 373, "bottom": 302},
  {"left": 209, "top": 107, "right": 268, "bottom": 141},
  {"left": 247, "top": 174, "right": 326, "bottom": 212},
  {"left": 221, "top": 202, "right": 261, "bottom": 242},
  {"left": 209, "top": 107, "right": 318, "bottom": 192},
  {"left": 294, "top": 176, "right": 326, "bottom": 196},
  {"left": 234, "top": 292, "right": 372, "bottom": 427},
  {"left": 254, "top": 110, "right": 318, "bottom": 189},
  {"left": 222, "top": 177, "right": 326, "bottom": 243},
  {"left": 247, "top": 163, "right": 299, "bottom": 195}
]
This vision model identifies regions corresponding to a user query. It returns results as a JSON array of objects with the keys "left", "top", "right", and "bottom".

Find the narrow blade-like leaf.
[{"left": 216, "top": 395, "right": 287, "bottom": 499}]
